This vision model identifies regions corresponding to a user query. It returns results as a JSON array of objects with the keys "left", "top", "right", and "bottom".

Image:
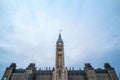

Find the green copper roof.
[{"left": 57, "top": 33, "right": 63, "bottom": 43}]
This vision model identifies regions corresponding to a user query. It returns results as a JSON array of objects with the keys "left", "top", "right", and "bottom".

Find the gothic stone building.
[{"left": 2, "top": 33, "right": 119, "bottom": 80}]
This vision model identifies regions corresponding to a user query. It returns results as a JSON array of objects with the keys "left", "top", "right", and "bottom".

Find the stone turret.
[
  {"left": 2, "top": 63, "right": 16, "bottom": 80},
  {"left": 84, "top": 63, "right": 97, "bottom": 80},
  {"left": 104, "top": 63, "right": 119, "bottom": 80},
  {"left": 25, "top": 63, "right": 36, "bottom": 80}
]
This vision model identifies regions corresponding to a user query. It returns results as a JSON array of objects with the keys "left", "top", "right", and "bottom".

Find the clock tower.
[{"left": 52, "top": 33, "right": 68, "bottom": 80}]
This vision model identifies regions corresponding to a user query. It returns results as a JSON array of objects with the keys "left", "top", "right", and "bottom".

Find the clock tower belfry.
[{"left": 52, "top": 33, "right": 68, "bottom": 80}]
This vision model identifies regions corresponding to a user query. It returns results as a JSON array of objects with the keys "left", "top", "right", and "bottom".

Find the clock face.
[{"left": 58, "top": 43, "right": 62, "bottom": 45}]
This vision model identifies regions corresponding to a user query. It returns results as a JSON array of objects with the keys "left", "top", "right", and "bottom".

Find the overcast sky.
[{"left": 0, "top": 0, "right": 120, "bottom": 79}]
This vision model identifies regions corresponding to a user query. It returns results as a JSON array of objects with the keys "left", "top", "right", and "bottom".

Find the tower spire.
[{"left": 57, "top": 33, "right": 63, "bottom": 43}]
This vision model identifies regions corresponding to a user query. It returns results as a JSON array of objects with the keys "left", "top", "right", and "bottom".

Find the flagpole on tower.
[{"left": 59, "top": 29, "right": 62, "bottom": 33}]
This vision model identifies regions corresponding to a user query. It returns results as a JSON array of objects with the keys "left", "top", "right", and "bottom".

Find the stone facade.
[{"left": 2, "top": 33, "right": 119, "bottom": 80}]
